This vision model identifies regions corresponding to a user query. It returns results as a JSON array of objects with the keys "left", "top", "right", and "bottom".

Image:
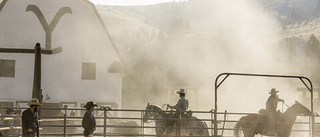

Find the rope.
[
  {"left": 282, "top": 102, "right": 289, "bottom": 112},
  {"left": 283, "top": 102, "right": 290, "bottom": 108}
]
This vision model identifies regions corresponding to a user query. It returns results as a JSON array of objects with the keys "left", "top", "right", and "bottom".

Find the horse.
[
  {"left": 143, "top": 103, "right": 209, "bottom": 137},
  {"left": 234, "top": 101, "right": 311, "bottom": 137}
]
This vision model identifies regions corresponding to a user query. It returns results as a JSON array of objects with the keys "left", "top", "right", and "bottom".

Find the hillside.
[
  {"left": 96, "top": 5, "right": 157, "bottom": 38},
  {"left": 97, "top": 0, "right": 222, "bottom": 32},
  {"left": 258, "top": 0, "right": 320, "bottom": 46},
  {"left": 96, "top": 0, "right": 320, "bottom": 46}
]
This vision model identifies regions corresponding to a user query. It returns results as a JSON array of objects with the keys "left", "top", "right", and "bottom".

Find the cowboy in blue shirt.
[
  {"left": 82, "top": 101, "right": 97, "bottom": 137},
  {"left": 166, "top": 89, "right": 189, "bottom": 134},
  {"left": 168, "top": 89, "right": 189, "bottom": 111}
]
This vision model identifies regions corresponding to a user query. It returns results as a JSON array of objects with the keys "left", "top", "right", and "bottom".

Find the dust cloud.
[
  {"left": 105, "top": 0, "right": 312, "bottom": 113},
  {"left": 89, "top": 0, "right": 315, "bottom": 136}
]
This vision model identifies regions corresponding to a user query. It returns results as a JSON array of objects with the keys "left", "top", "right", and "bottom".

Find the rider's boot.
[
  {"left": 267, "top": 122, "right": 276, "bottom": 135},
  {"left": 266, "top": 113, "right": 276, "bottom": 136}
]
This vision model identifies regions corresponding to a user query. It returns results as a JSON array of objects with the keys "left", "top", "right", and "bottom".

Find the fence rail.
[{"left": 0, "top": 107, "right": 317, "bottom": 137}]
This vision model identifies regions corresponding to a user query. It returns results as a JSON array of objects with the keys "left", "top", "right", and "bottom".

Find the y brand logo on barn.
[
  {"left": 0, "top": 0, "right": 8, "bottom": 12},
  {"left": 26, "top": 5, "right": 72, "bottom": 50}
]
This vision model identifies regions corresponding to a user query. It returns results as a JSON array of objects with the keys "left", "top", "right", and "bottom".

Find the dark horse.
[
  {"left": 143, "top": 103, "right": 209, "bottom": 136},
  {"left": 234, "top": 101, "right": 311, "bottom": 137}
]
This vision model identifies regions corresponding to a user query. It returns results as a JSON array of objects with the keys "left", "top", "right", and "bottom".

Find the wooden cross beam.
[{"left": 0, "top": 43, "right": 62, "bottom": 103}]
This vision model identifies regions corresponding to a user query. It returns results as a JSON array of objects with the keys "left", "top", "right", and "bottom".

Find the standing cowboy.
[
  {"left": 166, "top": 89, "right": 189, "bottom": 133},
  {"left": 266, "top": 88, "right": 284, "bottom": 135},
  {"left": 82, "top": 101, "right": 97, "bottom": 137},
  {"left": 22, "top": 98, "right": 42, "bottom": 137}
]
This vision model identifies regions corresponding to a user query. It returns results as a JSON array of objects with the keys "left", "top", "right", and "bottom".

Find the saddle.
[
  {"left": 167, "top": 110, "right": 193, "bottom": 127},
  {"left": 181, "top": 110, "right": 193, "bottom": 126},
  {"left": 256, "top": 109, "right": 282, "bottom": 134}
]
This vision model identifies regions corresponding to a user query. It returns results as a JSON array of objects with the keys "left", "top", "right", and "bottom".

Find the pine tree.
[
  {"left": 122, "top": 54, "right": 169, "bottom": 108},
  {"left": 286, "top": 37, "right": 296, "bottom": 57},
  {"left": 167, "top": 17, "right": 190, "bottom": 37},
  {"left": 304, "top": 34, "right": 320, "bottom": 85},
  {"left": 304, "top": 34, "right": 320, "bottom": 59},
  {"left": 158, "top": 30, "right": 166, "bottom": 40}
]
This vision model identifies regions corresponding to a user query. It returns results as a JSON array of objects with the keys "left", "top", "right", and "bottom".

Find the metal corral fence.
[{"left": 0, "top": 107, "right": 318, "bottom": 137}]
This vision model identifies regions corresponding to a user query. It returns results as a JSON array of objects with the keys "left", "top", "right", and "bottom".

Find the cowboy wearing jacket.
[
  {"left": 266, "top": 88, "right": 284, "bottom": 135},
  {"left": 22, "top": 98, "right": 42, "bottom": 137},
  {"left": 82, "top": 101, "right": 97, "bottom": 137}
]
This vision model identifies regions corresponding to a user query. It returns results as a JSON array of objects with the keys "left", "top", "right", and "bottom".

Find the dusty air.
[{"left": 0, "top": 0, "right": 319, "bottom": 137}]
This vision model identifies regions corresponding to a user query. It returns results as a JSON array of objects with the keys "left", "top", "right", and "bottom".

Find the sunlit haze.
[{"left": 0, "top": 0, "right": 317, "bottom": 136}]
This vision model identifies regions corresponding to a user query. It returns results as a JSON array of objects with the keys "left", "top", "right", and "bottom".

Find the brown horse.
[{"left": 234, "top": 101, "right": 311, "bottom": 137}]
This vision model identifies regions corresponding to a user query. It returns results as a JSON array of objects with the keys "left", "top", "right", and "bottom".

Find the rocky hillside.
[
  {"left": 96, "top": 0, "right": 320, "bottom": 45},
  {"left": 258, "top": 0, "right": 320, "bottom": 45}
]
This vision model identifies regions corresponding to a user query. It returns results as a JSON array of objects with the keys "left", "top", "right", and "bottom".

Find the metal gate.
[{"left": 214, "top": 72, "right": 315, "bottom": 137}]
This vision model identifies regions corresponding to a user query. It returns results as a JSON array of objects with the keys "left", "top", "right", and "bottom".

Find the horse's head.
[
  {"left": 289, "top": 101, "right": 311, "bottom": 116},
  {"left": 143, "top": 103, "right": 164, "bottom": 122},
  {"left": 143, "top": 103, "right": 154, "bottom": 122}
]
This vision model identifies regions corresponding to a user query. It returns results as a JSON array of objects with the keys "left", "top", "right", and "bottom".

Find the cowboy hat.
[
  {"left": 83, "top": 101, "right": 97, "bottom": 108},
  {"left": 269, "top": 88, "right": 279, "bottom": 94},
  {"left": 176, "top": 88, "right": 187, "bottom": 94},
  {"left": 27, "top": 98, "right": 42, "bottom": 106}
]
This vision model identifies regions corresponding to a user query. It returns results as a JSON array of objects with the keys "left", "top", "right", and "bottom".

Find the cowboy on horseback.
[
  {"left": 166, "top": 88, "right": 189, "bottom": 134},
  {"left": 144, "top": 103, "right": 209, "bottom": 137},
  {"left": 266, "top": 88, "right": 284, "bottom": 135}
]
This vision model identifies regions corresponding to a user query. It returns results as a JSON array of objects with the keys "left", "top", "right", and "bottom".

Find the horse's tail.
[
  {"left": 202, "top": 121, "right": 209, "bottom": 136},
  {"left": 234, "top": 117, "right": 243, "bottom": 137}
]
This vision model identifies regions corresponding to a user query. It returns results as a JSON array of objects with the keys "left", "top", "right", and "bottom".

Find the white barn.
[{"left": 0, "top": 0, "right": 124, "bottom": 109}]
